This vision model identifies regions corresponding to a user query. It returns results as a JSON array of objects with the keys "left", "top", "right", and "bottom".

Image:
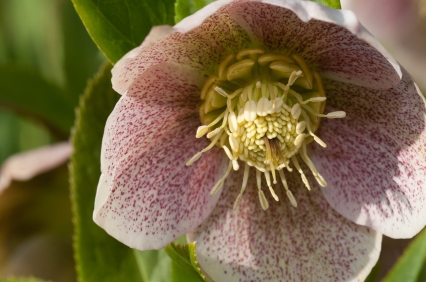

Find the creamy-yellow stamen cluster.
[{"left": 186, "top": 48, "right": 345, "bottom": 210}]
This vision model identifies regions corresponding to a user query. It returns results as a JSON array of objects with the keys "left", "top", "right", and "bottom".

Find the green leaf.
[
  {"left": 174, "top": 0, "right": 341, "bottom": 25},
  {"left": 309, "top": 0, "right": 341, "bottom": 9},
  {"left": 165, "top": 243, "right": 206, "bottom": 282},
  {"left": 174, "top": 0, "right": 215, "bottom": 24},
  {"left": 382, "top": 228, "right": 426, "bottom": 282},
  {"left": 71, "top": 0, "right": 175, "bottom": 63},
  {"left": 61, "top": 0, "right": 104, "bottom": 103},
  {"left": 133, "top": 249, "right": 172, "bottom": 282},
  {"left": 0, "top": 277, "right": 49, "bottom": 282},
  {"left": 0, "top": 66, "right": 74, "bottom": 138},
  {"left": 70, "top": 62, "right": 143, "bottom": 282}
]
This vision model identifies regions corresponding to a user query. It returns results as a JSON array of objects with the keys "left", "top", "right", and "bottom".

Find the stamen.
[
  {"left": 288, "top": 70, "right": 303, "bottom": 86},
  {"left": 196, "top": 111, "right": 226, "bottom": 138},
  {"left": 223, "top": 145, "right": 234, "bottom": 160},
  {"left": 300, "top": 110, "right": 327, "bottom": 148},
  {"left": 301, "top": 97, "right": 326, "bottom": 104},
  {"left": 210, "top": 161, "right": 233, "bottom": 196},
  {"left": 286, "top": 190, "right": 298, "bottom": 208},
  {"left": 264, "top": 171, "right": 279, "bottom": 201},
  {"left": 215, "top": 86, "right": 229, "bottom": 97},
  {"left": 301, "top": 103, "right": 346, "bottom": 119},
  {"left": 244, "top": 100, "right": 257, "bottom": 122},
  {"left": 228, "top": 112, "right": 239, "bottom": 134},
  {"left": 207, "top": 110, "right": 229, "bottom": 138},
  {"left": 263, "top": 137, "right": 277, "bottom": 181},
  {"left": 274, "top": 82, "right": 289, "bottom": 100},
  {"left": 294, "top": 134, "right": 306, "bottom": 146},
  {"left": 233, "top": 163, "right": 250, "bottom": 210},
  {"left": 232, "top": 159, "right": 240, "bottom": 171},
  {"left": 288, "top": 89, "right": 326, "bottom": 105},
  {"left": 187, "top": 129, "right": 224, "bottom": 166},
  {"left": 291, "top": 103, "right": 302, "bottom": 119},
  {"left": 256, "top": 170, "right": 269, "bottom": 210},
  {"left": 291, "top": 156, "right": 311, "bottom": 190},
  {"left": 300, "top": 143, "right": 327, "bottom": 187},
  {"left": 278, "top": 169, "right": 289, "bottom": 190},
  {"left": 326, "top": 111, "right": 346, "bottom": 119},
  {"left": 296, "top": 121, "right": 306, "bottom": 134},
  {"left": 258, "top": 190, "right": 269, "bottom": 210}
]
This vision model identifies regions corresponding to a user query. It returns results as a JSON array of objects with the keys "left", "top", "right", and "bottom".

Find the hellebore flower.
[
  {"left": 341, "top": 0, "right": 426, "bottom": 91},
  {"left": 94, "top": 0, "right": 426, "bottom": 280}
]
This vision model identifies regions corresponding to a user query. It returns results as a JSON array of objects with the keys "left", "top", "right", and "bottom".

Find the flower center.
[{"left": 186, "top": 48, "right": 345, "bottom": 210}]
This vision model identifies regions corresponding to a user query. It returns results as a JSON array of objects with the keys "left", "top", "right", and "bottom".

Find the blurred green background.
[
  {"left": 0, "top": 1, "right": 102, "bottom": 281},
  {"left": 0, "top": 0, "right": 103, "bottom": 163}
]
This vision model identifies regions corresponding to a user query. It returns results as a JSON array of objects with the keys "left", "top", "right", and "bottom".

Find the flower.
[
  {"left": 341, "top": 0, "right": 426, "bottom": 91},
  {"left": 93, "top": 0, "right": 426, "bottom": 281}
]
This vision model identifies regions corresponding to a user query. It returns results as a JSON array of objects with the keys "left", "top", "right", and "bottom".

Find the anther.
[
  {"left": 264, "top": 171, "right": 279, "bottom": 201},
  {"left": 195, "top": 111, "right": 226, "bottom": 138},
  {"left": 291, "top": 156, "right": 311, "bottom": 191},
  {"left": 214, "top": 86, "right": 229, "bottom": 97},
  {"left": 233, "top": 163, "right": 250, "bottom": 210},
  {"left": 291, "top": 103, "right": 301, "bottom": 119},
  {"left": 256, "top": 170, "right": 269, "bottom": 210},
  {"left": 210, "top": 161, "right": 233, "bottom": 196},
  {"left": 286, "top": 190, "right": 298, "bottom": 207},
  {"left": 327, "top": 111, "right": 346, "bottom": 119},
  {"left": 296, "top": 121, "right": 306, "bottom": 134},
  {"left": 244, "top": 100, "right": 257, "bottom": 122},
  {"left": 187, "top": 129, "right": 223, "bottom": 166},
  {"left": 294, "top": 134, "right": 306, "bottom": 146},
  {"left": 300, "top": 143, "right": 327, "bottom": 187}
]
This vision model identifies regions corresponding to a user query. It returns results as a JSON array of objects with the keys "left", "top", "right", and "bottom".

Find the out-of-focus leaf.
[
  {"left": 0, "top": 66, "right": 74, "bottom": 138},
  {"left": 0, "top": 112, "right": 51, "bottom": 165},
  {"left": 71, "top": 0, "right": 175, "bottom": 63},
  {"left": 61, "top": 0, "right": 103, "bottom": 102},
  {"left": 165, "top": 243, "right": 206, "bottom": 282},
  {"left": 364, "top": 261, "right": 380, "bottom": 282},
  {"left": 309, "top": 0, "right": 341, "bottom": 9},
  {"left": 382, "top": 228, "right": 426, "bottom": 282},
  {"left": 133, "top": 249, "right": 172, "bottom": 282},
  {"left": 0, "top": 0, "right": 65, "bottom": 85},
  {"left": 70, "top": 62, "right": 144, "bottom": 282},
  {"left": 0, "top": 277, "right": 49, "bottom": 282},
  {"left": 174, "top": 0, "right": 215, "bottom": 24}
]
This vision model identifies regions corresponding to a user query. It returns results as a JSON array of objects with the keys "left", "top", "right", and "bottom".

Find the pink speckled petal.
[
  {"left": 175, "top": 0, "right": 252, "bottom": 53},
  {"left": 311, "top": 67, "right": 426, "bottom": 238},
  {"left": 111, "top": 29, "right": 222, "bottom": 95},
  {"left": 94, "top": 63, "right": 227, "bottom": 250},
  {"left": 228, "top": 0, "right": 401, "bottom": 89},
  {"left": 188, "top": 167, "right": 381, "bottom": 281},
  {"left": 112, "top": 25, "right": 176, "bottom": 94}
]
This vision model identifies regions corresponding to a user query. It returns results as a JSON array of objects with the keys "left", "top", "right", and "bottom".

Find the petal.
[
  {"left": 94, "top": 63, "right": 227, "bottom": 250},
  {"left": 311, "top": 67, "right": 426, "bottom": 238},
  {"left": 112, "top": 25, "right": 175, "bottom": 94},
  {"left": 111, "top": 29, "right": 222, "bottom": 95},
  {"left": 188, "top": 167, "right": 381, "bottom": 281},
  {"left": 0, "top": 142, "right": 72, "bottom": 193},
  {"left": 175, "top": 0, "right": 252, "bottom": 53},
  {"left": 227, "top": 0, "right": 401, "bottom": 89}
]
